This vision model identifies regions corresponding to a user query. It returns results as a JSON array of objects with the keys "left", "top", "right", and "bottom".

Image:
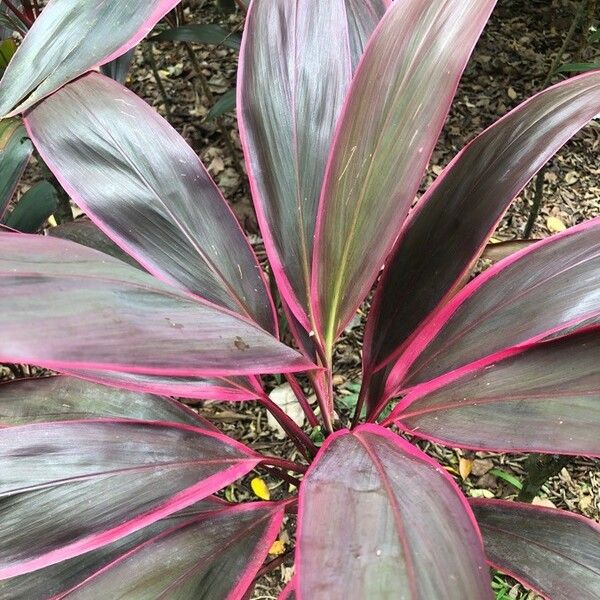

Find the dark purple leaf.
[
  {"left": 238, "top": 0, "right": 384, "bottom": 329},
  {"left": 0, "top": 375, "right": 216, "bottom": 429},
  {"left": 362, "top": 72, "right": 600, "bottom": 404},
  {"left": 471, "top": 499, "right": 600, "bottom": 600},
  {"left": 388, "top": 328, "right": 600, "bottom": 456},
  {"left": 296, "top": 424, "right": 491, "bottom": 598},
  {"left": 386, "top": 218, "right": 600, "bottom": 396},
  {"left": 1, "top": 500, "right": 283, "bottom": 599},
  {"left": 0, "top": 419, "right": 260, "bottom": 578},
  {"left": 0, "top": 233, "right": 313, "bottom": 376},
  {"left": 0, "top": 498, "right": 224, "bottom": 599},
  {"left": 25, "top": 73, "right": 276, "bottom": 333},
  {"left": 311, "top": 0, "right": 496, "bottom": 352}
]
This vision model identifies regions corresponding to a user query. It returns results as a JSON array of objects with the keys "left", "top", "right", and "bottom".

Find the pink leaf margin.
[
  {"left": 23, "top": 72, "right": 279, "bottom": 334},
  {"left": 50, "top": 501, "right": 285, "bottom": 600},
  {"left": 295, "top": 423, "right": 484, "bottom": 599},
  {"left": 363, "top": 69, "right": 600, "bottom": 374},
  {"left": 383, "top": 324, "right": 600, "bottom": 456},
  {"left": 468, "top": 498, "right": 600, "bottom": 600},
  {"left": 0, "top": 419, "right": 261, "bottom": 580},
  {"left": 309, "top": 0, "right": 497, "bottom": 342},
  {"left": 384, "top": 216, "right": 600, "bottom": 398}
]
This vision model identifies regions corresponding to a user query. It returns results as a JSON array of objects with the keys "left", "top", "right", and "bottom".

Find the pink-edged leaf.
[
  {"left": 280, "top": 579, "right": 296, "bottom": 600},
  {"left": 0, "top": 0, "right": 181, "bottom": 116},
  {"left": 311, "top": 0, "right": 497, "bottom": 351},
  {"left": 238, "top": 0, "right": 384, "bottom": 328},
  {"left": 0, "top": 498, "right": 226, "bottom": 600},
  {"left": 0, "top": 119, "right": 32, "bottom": 219},
  {"left": 296, "top": 424, "right": 491, "bottom": 599},
  {"left": 66, "top": 369, "right": 259, "bottom": 402},
  {"left": 0, "top": 233, "right": 313, "bottom": 376},
  {"left": 25, "top": 73, "right": 276, "bottom": 333},
  {"left": 0, "top": 375, "right": 217, "bottom": 430},
  {"left": 386, "top": 218, "right": 600, "bottom": 396},
  {"left": 1, "top": 500, "right": 283, "bottom": 600},
  {"left": 363, "top": 71, "right": 600, "bottom": 386},
  {"left": 470, "top": 499, "right": 600, "bottom": 600},
  {"left": 388, "top": 328, "right": 600, "bottom": 456},
  {"left": 0, "top": 419, "right": 260, "bottom": 579}
]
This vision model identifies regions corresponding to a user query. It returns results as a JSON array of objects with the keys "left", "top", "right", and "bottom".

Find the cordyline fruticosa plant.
[{"left": 0, "top": 0, "right": 598, "bottom": 598}]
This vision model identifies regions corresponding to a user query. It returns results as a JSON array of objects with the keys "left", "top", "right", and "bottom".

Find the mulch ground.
[{"left": 3, "top": 0, "right": 599, "bottom": 598}]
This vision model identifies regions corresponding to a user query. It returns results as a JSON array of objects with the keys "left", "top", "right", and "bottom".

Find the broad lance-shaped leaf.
[
  {"left": 387, "top": 328, "right": 600, "bottom": 456},
  {"left": 0, "top": 498, "right": 225, "bottom": 599},
  {"left": 296, "top": 424, "right": 491, "bottom": 599},
  {"left": 0, "top": 500, "right": 284, "bottom": 600},
  {"left": 311, "top": 0, "right": 497, "bottom": 351},
  {"left": 363, "top": 71, "right": 600, "bottom": 388},
  {"left": 0, "top": 118, "right": 32, "bottom": 219},
  {"left": 0, "top": 419, "right": 261, "bottom": 578},
  {"left": 239, "top": 0, "right": 385, "bottom": 329},
  {"left": 385, "top": 217, "right": 600, "bottom": 396},
  {"left": 25, "top": 72, "right": 276, "bottom": 333},
  {"left": 47, "top": 220, "right": 260, "bottom": 400},
  {"left": 0, "top": 375, "right": 217, "bottom": 429},
  {"left": 0, "top": 0, "right": 182, "bottom": 116},
  {"left": 0, "top": 233, "right": 313, "bottom": 376},
  {"left": 470, "top": 499, "right": 600, "bottom": 600}
]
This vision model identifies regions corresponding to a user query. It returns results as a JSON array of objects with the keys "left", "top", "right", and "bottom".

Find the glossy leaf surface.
[
  {"left": 388, "top": 218, "right": 600, "bottom": 394},
  {"left": 0, "top": 0, "right": 181, "bottom": 116},
  {"left": 0, "top": 119, "right": 32, "bottom": 218},
  {"left": 239, "top": 0, "right": 382, "bottom": 327},
  {"left": 69, "top": 503, "right": 280, "bottom": 599},
  {"left": 0, "top": 420, "right": 259, "bottom": 578},
  {"left": 312, "top": 0, "right": 496, "bottom": 349},
  {"left": 0, "top": 233, "right": 312, "bottom": 376},
  {"left": 3, "top": 501, "right": 282, "bottom": 600},
  {"left": 4, "top": 180, "right": 58, "bottom": 232},
  {"left": 296, "top": 424, "right": 491, "bottom": 599},
  {"left": 25, "top": 72, "right": 275, "bottom": 332},
  {"left": 471, "top": 499, "right": 600, "bottom": 600},
  {"left": 0, "top": 499, "right": 224, "bottom": 600},
  {"left": 389, "top": 328, "right": 600, "bottom": 455},
  {"left": 0, "top": 375, "right": 215, "bottom": 429},
  {"left": 364, "top": 71, "right": 600, "bottom": 376}
]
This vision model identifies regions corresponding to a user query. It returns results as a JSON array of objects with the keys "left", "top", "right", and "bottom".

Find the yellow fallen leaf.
[
  {"left": 546, "top": 216, "right": 566, "bottom": 233},
  {"left": 469, "top": 488, "right": 495, "bottom": 499},
  {"left": 269, "top": 539, "right": 286, "bottom": 555},
  {"left": 47, "top": 215, "right": 58, "bottom": 228},
  {"left": 459, "top": 457, "right": 473, "bottom": 480},
  {"left": 251, "top": 477, "right": 270, "bottom": 500}
]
